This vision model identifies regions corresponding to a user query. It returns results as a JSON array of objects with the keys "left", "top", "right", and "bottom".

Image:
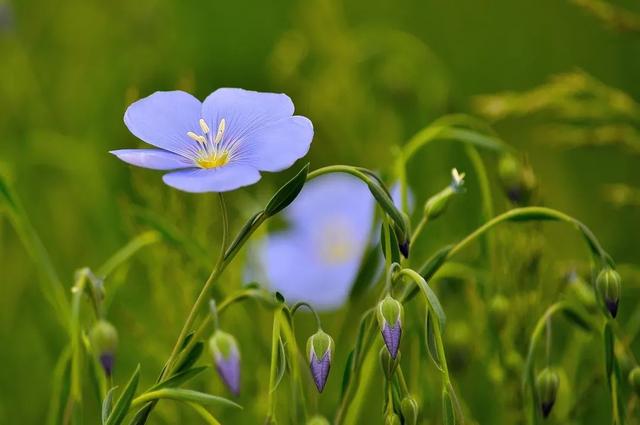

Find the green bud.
[
  {"left": 498, "top": 154, "right": 536, "bottom": 204},
  {"left": 89, "top": 320, "right": 118, "bottom": 376},
  {"left": 596, "top": 267, "right": 621, "bottom": 318},
  {"left": 536, "top": 368, "right": 559, "bottom": 418},
  {"left": 306, "top": 329, "right": 334, "bottom": 392},
  {"left": 306, "top": 415, "right": 330, "bottom": 425},
  {"left": 400, "top": 396, "right": 419, "bottom": 425},
  {"left": 209, "top": 330, "right": 241, "bottom": 395},
  {"left": 385, "top": 413, "right": 401, "bottom": 425},
  {"left": 488, "top": 294, "right": 510, "bottom": 329},
  {"left": 423, "top": 169, "right": 465, "bottom": 221},
  {"left": 379, "top": 346, "right": 400, "bottom": 379},
  {"left": 629, "top": 367, "right": 640, "bottom": 396},
  {"left": 377, "top": 295, "right": 404, "bottom": 359}
]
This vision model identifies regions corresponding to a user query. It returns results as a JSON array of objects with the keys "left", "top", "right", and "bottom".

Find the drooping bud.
[
  {"left": 400, "top": 396, "right": 419, "bottom": 425},
  {"left": 536, "top": 368, "right": 559, "bottom": 418},
  {"left": 423, "top": 168, "right": 465, "bottom": 221},
  {"left": 377, "top": 295, "right": 404, "bottom": 359},
  {"left": 629, "top": 367, "right": 640, "bottom": 396},
  {"left": 306, "top": 415, "right": 330, "bottom": 425},
  {"left": 209, "top": 330, "right": 241, "bottom": 395},
  {"left": 306, "top": 329, "right": 334, "bottom": 392},
  {"left": 498, "top": 154, "right": 537, "bottom": 204},
  {"left": 596, "top": 267, "right": 621, "bottom": 318},
  {"left": 89, "top": 320, "right": 118, "bottom": 377},
  {"left": 384, "top": 413, "right": 401, "bottom": 425}
]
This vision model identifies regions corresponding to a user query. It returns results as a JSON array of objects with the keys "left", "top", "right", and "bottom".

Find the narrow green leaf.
[
  {"left": 380, "top": 223, "right": 401, "bottom": 264},
  {"left": 425, "top": 312, "right": 444, "bottom": 372},
  {"left": 270, "top": 338, "right": 287, "bottom": 393},
  {"left": 174, "top": 341, "right": 204, "bottom": 374},
  {"left": 102, "top": 387, "right": 118, "bottom": 425},
  {"left": 134, "top": 389, "right": 242, "bottom": 410},
  {"left": 265, "top": 163, "right": 309, "bottom": 217},
  {"left": 223, "top": 210, "right": 265, "bottom": 262},
  {"left": 148, "top": 366, "right": 208, "bottom": 393},
  {"left": 561, "top": 303, "right": 595, "bottom": 333},
  {"left": 341, "top": 350, "right": 354, "bottom": 398},
  {"left": 185, "top": 402, "right": 222, "bottom": 425},
  {"left": 403, "top": 245, "right": 453, "bottom": 302},
  {"left": 106, "top": 364, "right": 140, "bottom": 425}
]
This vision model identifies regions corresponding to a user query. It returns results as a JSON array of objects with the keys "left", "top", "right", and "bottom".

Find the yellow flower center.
[{"left": 196, "top": 151, "right": 229, "bottom": 169}]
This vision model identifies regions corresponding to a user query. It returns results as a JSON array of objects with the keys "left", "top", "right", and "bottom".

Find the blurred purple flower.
[
  {"left": 111, "top": 89, "right": 313, "bottom": 192},
  {"left": 257, "top": 174, "right": 375, "bottom": 310}
]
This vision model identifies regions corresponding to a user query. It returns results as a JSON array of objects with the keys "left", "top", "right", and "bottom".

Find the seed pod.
[
  {"left": 400, "top": 396, "right": 419, "bottom": 425},
  {"left": 596, "top": 267, "right": 621, "bottom": 318},
  {"left": 377, "top": 295, "right": 404, "bottom": 359},
  {"left": 536, "top": 368, "right": 559, "bottom": 418},
  {"left": 629, "top": 367, "right": 640, "bottom": 396},
  {"left": 306, "top": 329, "right": 334, "bottom": 392},
  {"left": 89, "top": 320, "right": 118, "bottom": 377},
  {"left": 209, "top": 330, "right": 241, "bottom": 395}
]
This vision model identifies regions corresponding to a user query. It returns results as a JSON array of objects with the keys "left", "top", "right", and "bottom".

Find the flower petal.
[
  {"left": 237, "top": 116, "right": 314, "bottom": 172},
  {"left": 124, "top": 91, "right": 202, "bottom": 157},
  {"left": 162, "top": 164, "right": 261, "bottom": 193},
  {"left": 201, "top": 88, "right": 295, "bottom": 143},
  {"left": 110, "top": 149, "right": 193, "bottom": 170}
]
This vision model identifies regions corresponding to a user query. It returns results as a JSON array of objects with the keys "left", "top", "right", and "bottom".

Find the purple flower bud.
[
  {"left": 306, "top": 329, "right": 334, "bottom": 393},
  {"left": 399, "top": 239, "right": 410, "bottom": 259},
  {"left": 596, "top": 267, "right": 621, "bottom": 318},
  {"left": 209, "top": 331, "right": 241, "bottom": 396},
  {"left": 89, "top": 320, "right": 118, "bottom": 377},
  {"left": 536, "top": 368, "right": 559, "bottom": 418},
  {"left": 376, "top": 296, "right": 404, "bottom": 359}
]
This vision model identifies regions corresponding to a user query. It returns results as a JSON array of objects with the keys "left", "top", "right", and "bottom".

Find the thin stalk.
[
  {"left": 266, "top": 309, "right": 282, "bottom": 423},
  {"left": 160, "top": 194, "right": 229, "bottom": 380}
]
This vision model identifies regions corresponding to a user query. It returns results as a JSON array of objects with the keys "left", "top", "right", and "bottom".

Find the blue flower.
[
  {"left": 111, "top": 89, "right": 313, "bottom": 192},
  {"left": 256, "top": 174, "right": 375, "bottom": 310}
]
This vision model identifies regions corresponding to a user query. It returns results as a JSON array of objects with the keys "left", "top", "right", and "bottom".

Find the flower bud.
[
  {"left": 400, "top": 396, "right": 419, "bottom": 425},
  {"left": 89, "top": 320, "right": 118, "bottom": 377},
  {"left": 423, "top": 169, "right": 465, "bottom": 221},
  {"left": 498, "top": 154, "right": 536, "bottom": 204},
  {"left": 536, "top": 368, "right": 559, "bottom": 418},
  {"left": 376, "top": 295, "right": 404, "bottom": 359},
  {"left": 306, "top": 329, "right": 334, "bottom": 392},
  {"left": 488, "top": 294, "right": 510, "bottom": 330},
  {"left": 209, "top": 330, "right": 241, "bottom": 395},
  {"left": 629, "top": 367, "right": 640, "bottom": 396},
  {"left": 306, "top": 416, "right": 330, "bottom": 425},
  {"left": 385, "top": 413, "right": 401, "bottom": 425},
  {"left": 596, "top": 267, "right": 621, "bottom": 318}
]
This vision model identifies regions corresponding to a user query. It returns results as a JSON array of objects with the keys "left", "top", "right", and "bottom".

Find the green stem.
[
  {"left": 266, "top": 309, "right": 283, "bottom": 422},
  {"left": 160, "top": 194, "right": 229, "bottom": 380},
  {"left": 291, "top": 302, "right": 322, "bottom": 329},
  {"left": 410, "top": 215, "right": 428, "bottom": 247}
]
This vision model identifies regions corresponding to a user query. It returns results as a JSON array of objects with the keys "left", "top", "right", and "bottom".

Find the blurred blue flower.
[
  {"left": 111, "top": 89, "right": 313, "bottom": 192},
  {"left": 257, "top": 174, "right": 375, "bottom": 310}
]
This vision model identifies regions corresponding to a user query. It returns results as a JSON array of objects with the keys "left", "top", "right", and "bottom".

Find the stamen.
[
  {"left": 187, "top": 131, "right": 207, "bottom": 144},
  {"left": 199, "top": 118, "right": 210, "bottom": 134},
  {"left": 214, "top": 118, "right": 226, "bottom": 144}
]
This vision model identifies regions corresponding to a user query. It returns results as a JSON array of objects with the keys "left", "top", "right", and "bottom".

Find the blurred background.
[{"left": 1, "top": 0, "right": 639, "bottom": 423}]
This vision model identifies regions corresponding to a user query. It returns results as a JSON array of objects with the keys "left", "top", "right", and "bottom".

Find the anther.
[
  {"left": 199, "top": 118, "right": 210, "bottom": 134},
  {"left": 214, "top": 118, "right": 226, "bottom": 144},
  {"left": 187, "top": 131, "right": 207, "bottom": 144}
]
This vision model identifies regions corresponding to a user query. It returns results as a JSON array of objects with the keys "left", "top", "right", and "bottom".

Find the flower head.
[
  {"left": 111, "top": 89, "right": 313, "bottom": 192},
  {"left": 209, "top": 330, "right": 241, "bottom": 395},
  {"left": 89, "top": 320, "right": 119, "bottom": 377},
  {"left": 376, "top": 295, "right": 404, "bottom": 359},
  {"left": 306, "top": 329, "right": 334, "bottom": 392},
  {"left": 256, "top": 174, "right": 375, "bottom": 310}
]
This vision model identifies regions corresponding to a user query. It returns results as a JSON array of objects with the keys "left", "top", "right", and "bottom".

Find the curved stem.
[
  {"left": 410, "top": 215, "right": 428, "bottom": 247},
  {"left": 291, "top": 302, "right": 322, "bottom": 329}
]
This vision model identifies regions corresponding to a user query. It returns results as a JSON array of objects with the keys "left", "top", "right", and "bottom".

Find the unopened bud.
[
  {"left": 306, "top": 329, "right": 334, "bottom": 392},
  {"left": 89, "top": 320, "right": 118, "bottom": 377},
  {"left": 498, "top": 154, "right": 536, "bottom": 204},
  {"left": 377, "top": 295, "right": 404, "bottom": 359},
  {"left": 209, "top": 330, "right": 241, "bottom": 395},
  {"left": 596, "top": 267, "right": 621, "bottom": 318},
  {"left": 488, "top": 295, "right": 510, "bottom": 329},
  {"left": 385, "top": 413, "right": 401, "bottom": 425},
  {"left": 400, "top": 396, "right": 419, "bottom": 425},
  {"left": 536, "top": 368, "right": 559, "bottom": 418},
  {"left": 306, "top": 415, "right": 330, "bottom": 425},
  {"left": 629, "top": 367, "right": 640, "bottom": 396},
  {"left": 423, "top": 169, "right": 465, "bottom": 221}
]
